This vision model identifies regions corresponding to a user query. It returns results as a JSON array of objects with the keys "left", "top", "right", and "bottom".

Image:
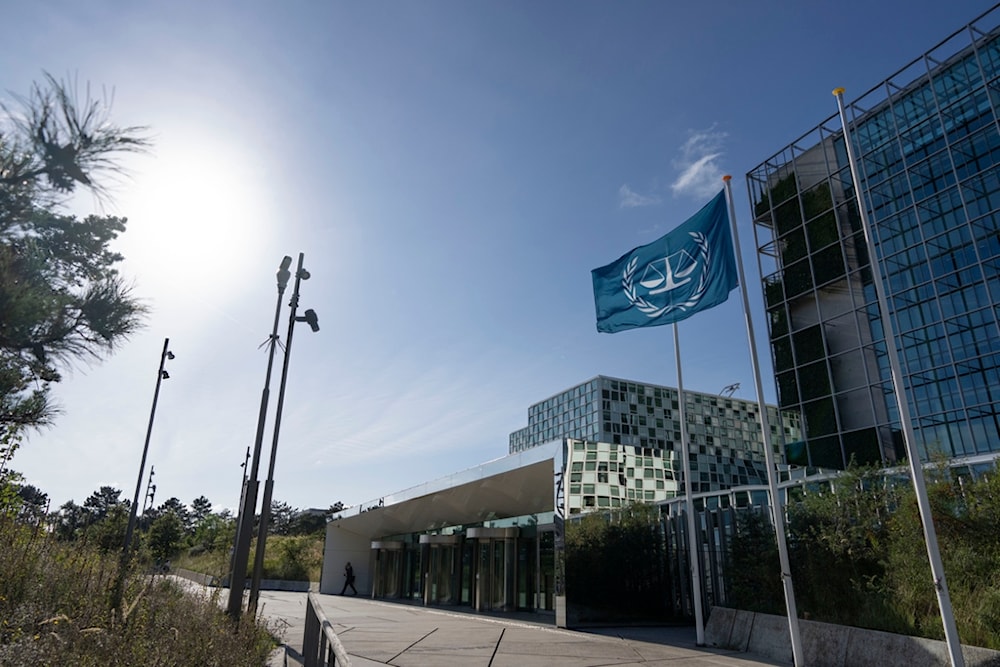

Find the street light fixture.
[
  {"left": 248, "top": 252, "right": 319, "bottom": 615},
  {"left": 113, "top": 337, "right": 174, "bottom": 614},
  {"left": 227, "top": 256, "right": 294, "bottom": 619}
]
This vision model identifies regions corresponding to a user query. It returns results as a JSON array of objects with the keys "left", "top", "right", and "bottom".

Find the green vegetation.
[
  {"left": 174, "top": 534, "right": 324, "bottom": 583},
  {"left": 564, "top": 503, "right": 670, "bottom": 622},
  {"left": 726, "top": 464, "right": 1000, "bottom": 649},
  {"left": 0, "top": 512, "right": 275, "bottom": 666},
  {"left": 1, "top": 74, "right": 150, "bottom": 431}
]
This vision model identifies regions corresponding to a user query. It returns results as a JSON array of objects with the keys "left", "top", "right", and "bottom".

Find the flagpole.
[
  {"left": 834, "top": 87, "right": 964, "bottom": 667},
  {"left": 672, "top": 321, "right": 705, "bottom": 645},
  {"left": 723, "top": 175, "right": 804, "bottom": 666}
]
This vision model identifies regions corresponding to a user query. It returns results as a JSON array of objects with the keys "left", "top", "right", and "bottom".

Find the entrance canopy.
[{"left": 327, "top": 442, "right": 561, "bottom": 540}]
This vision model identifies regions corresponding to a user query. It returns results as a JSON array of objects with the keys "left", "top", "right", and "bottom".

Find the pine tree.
[{"left": 0, "top": 73, "right": 150, "bottom": 430}]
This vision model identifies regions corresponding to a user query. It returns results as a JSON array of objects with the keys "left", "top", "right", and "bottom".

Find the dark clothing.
[{"left": 340, "top": 563, "right": 357, "bottom": 595}]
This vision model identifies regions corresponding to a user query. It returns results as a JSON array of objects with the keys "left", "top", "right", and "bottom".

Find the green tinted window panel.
[
  {"left": 842, "top": 428, "right": 882, "bottom": 466},
  {"left": 774, "top": 196, "right": 804, "bottom": 236},
  {"left": 765, "top": 275, "right": 785, "bottom": 309},
  {"left": 784, "top": 258, "right": 814, "bottom": 298},
  {"left": 792, "top": 324, "right": 825, "bottom": 364},
  {"left": 772, "top": 335, "right": 793, "bottom": 373},
  {"left": 798, "top": 360, "right": 832, "bottom": 401},
  {"left": 806, "top": 210, "right": 839, "bottom": 250},
  {"left": 803, "top": 397, "right": 838, "bottom": 437},
  {"left": 837, "top": 200, "right": 864, "bottom": 236},
  {"left": 802, "top": 181, "right": 835, "bottom": 219},
  {"left": 807, "top": 434, "right": 845, "bottom": 469},
  {"left": 777, "top": 370, "right": 799, "bottom": 409},
  {"left": 812, "top": 244, "right": 847, "bottom": 287},
  {"left": 781, "top": 227, "right": 808, "bottom": 263},
  {"left": 769, "top": 306, "right": 789, "bottom": 337}
]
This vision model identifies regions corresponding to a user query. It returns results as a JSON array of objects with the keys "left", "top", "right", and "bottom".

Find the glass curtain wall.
[{"left": 749, "top": 6, "right": 1000, "bottom": 467}]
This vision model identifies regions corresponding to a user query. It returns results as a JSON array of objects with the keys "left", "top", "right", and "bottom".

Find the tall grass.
[
  {"left": 174, "top": 534, "right": 323, "bottom": 583},
  {"left": 726, "top": 465, "right": 1000, "bottom": 650},
  {"left": 0, "top": 515, "right": 275, "bottom": 666}
]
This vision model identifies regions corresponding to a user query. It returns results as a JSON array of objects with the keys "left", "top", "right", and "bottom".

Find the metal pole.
[
  {"left": 834, "top": 87, "right": 964, "bottom": 667},
  {"left": 723, "top": 175, "right": 804, "bottom": 665},
  {"left": 227, "top": 256, "right": 292, "bottom": 619},
  {"left": 250, "top": 253, "right": 308, "bottom": 614},
  {"left": 673, "top": 322, "right": 705, "bottom": 644},
  {"left": 114, "top": 336, "right": 171, "bottom": 614}
]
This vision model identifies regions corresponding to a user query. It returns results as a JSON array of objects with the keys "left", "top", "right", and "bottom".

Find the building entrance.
[
  {"left": 370, "top": 525, "right": 557, "bottom": 617},
  {"left": 467, "top": 527, "right": 518, "bottom": 612},
  {"left": 370, "top": 541, "right": 405, "bottom": 598},
  {"left": 419, "top": 534, "right": 461, "bottom": 605}
]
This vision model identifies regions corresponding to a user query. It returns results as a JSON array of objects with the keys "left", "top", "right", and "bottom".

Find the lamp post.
[
  {"left": 142, "top": 466, "right": 156, "bottom": 516},
  {"left": 249, "top": 252, "right": 319, "bottom": 615},
  {"left": 114, "top": 337, "right": 174, "bottom": 614},
  {"left": 227, "top": 256, "right": 293, "bottom": 619}
]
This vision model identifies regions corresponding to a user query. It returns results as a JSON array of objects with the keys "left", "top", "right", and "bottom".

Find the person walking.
[{"left": 340, "top": 561, "right": 357, "bottom": 595}]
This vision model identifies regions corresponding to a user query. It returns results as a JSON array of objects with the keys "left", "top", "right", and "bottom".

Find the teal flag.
[{"left": 592, "top": 190, "right": 737, "bottom": 333}]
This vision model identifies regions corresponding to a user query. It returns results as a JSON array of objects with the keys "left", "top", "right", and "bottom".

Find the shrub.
[{"left": 0, "top": 515, "right": 275, "bottom": 665}]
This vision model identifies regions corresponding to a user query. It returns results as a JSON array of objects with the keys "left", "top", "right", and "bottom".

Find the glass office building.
[
  {"left": 509, "top": 376, "right": 800, "bottom": 494},
  {"left": 748, "top": 6, "right": 1000, "bottom": 468}
]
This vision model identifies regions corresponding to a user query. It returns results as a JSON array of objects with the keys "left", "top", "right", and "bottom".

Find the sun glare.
[{"left": 115, "top": 134, "right": 276, "bottom": 299}]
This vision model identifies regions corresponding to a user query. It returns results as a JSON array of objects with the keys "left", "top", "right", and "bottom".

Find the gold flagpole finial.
[
  {"left": 833, "top": 87, "right": 845, "bottom": 96},
  {"left": 722, "top": 175, "right": 731, "bottom": 182}
]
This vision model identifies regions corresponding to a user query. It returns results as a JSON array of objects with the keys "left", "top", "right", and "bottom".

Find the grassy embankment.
[{"left": 0, "top": 517, "right": 276, "bottom": 666}]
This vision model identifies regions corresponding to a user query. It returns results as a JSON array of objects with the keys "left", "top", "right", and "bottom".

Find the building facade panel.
[
  {"left": 749, "top": 5, "right": 1000, "bottom": 468},
  {"left": 510, "top": 376, "right": 798, "bottom": 494}
]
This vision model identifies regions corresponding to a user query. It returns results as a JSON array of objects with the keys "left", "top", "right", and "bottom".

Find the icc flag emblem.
[{"left": 592, "top": 191, "right": 738, "bottom": 333}]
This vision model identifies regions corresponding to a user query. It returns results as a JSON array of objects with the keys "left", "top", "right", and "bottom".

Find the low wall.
[
  {"left": 705, "top": 607, "right": 1000, "bottom": 667},
  {"left": 171, "top": 568, "right": 318, "bottom": 592}
]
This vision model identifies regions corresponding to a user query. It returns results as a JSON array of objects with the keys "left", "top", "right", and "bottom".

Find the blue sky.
[{"left": 4, "top": 0, "right": 995, "bottom": 513}]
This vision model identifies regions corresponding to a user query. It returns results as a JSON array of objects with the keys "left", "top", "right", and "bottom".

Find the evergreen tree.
[
  {"left": 190, "top": 495, "right": 212, "bottom": 524},
  {"left": 83, "top": 485, "right": 126, "bottom": 523},
  {"left": 0, "top": 73, "right": 150, "bottom": 431}
]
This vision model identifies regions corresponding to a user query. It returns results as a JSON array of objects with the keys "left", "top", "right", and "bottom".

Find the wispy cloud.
[
  {"left": 618, "top": 184, "right": 661, "bottom": 209},
  {"left": 670, "top": 127, "right": 727, "bottom": 199}
]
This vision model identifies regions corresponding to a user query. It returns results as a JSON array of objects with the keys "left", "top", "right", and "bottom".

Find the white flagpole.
[
  {"left": 834, "top": 87, "right": 964, "bottom": 667},
  {"left": 673, "top": 321, "right": 706, "bottom": 645},
  {"left": 723, "top": 175, "right": 804, "bottom": 666}
]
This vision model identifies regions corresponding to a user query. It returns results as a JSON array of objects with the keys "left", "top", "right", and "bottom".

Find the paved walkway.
[
  {"left": 262, "top": 589, "right": 790, "bottom": 667},
  {"left": 165, "top": 577, "right": 788, "bottom": 666}
]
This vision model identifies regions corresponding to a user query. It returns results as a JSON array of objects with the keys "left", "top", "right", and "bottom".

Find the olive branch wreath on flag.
[{"left": 621, "top": 231, "right": 710, "bottom": 319}]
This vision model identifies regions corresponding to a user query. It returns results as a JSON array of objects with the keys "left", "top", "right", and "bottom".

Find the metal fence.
[{"left": 302, "top": 592, "right": 352, "bottom": 667}]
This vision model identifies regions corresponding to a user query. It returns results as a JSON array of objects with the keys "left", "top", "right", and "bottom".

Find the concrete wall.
[
  {"left": 171, "top": 567, "right": 318, "bottom": 592},
  {"left": 705, "top": 607, "right": 1000, "bottom": 667},
  {"left": 320, "top": 523, "right": 373, "bottom": 595}
]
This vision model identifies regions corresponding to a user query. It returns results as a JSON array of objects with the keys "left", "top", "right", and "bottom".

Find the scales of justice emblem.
[{"left": 622, "top": 231, "right": 712, "bottom": 319}]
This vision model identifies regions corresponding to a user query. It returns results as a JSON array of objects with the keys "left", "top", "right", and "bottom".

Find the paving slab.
[
  {"left": 305, "top": 592, "right": 789, "bottom": 667},
  {"left": 168, "top": 576, "right": 787, "bottom": 667}
]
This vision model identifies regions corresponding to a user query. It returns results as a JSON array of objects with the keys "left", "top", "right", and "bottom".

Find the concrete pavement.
[
  {"left": 165, "top": 577, "right": 788, "bottom": 666},
  {"left": 277, "top": 591, "right": 790, "bottom": 666}
]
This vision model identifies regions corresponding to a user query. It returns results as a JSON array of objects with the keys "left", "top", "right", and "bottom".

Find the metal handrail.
[{"left": 302, "top": 592, "right": 352, "bottom": 667}]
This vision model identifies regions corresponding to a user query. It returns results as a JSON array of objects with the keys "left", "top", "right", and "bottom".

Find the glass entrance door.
[
  {"left": 370, "top": 541, "right": 404, "bottom": 599},
  {"left": 419, "top": 534, "right": 461, "bottom": 605},
  {"left": 468, "top": 527, "right": 519, "bottom": 612}
]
